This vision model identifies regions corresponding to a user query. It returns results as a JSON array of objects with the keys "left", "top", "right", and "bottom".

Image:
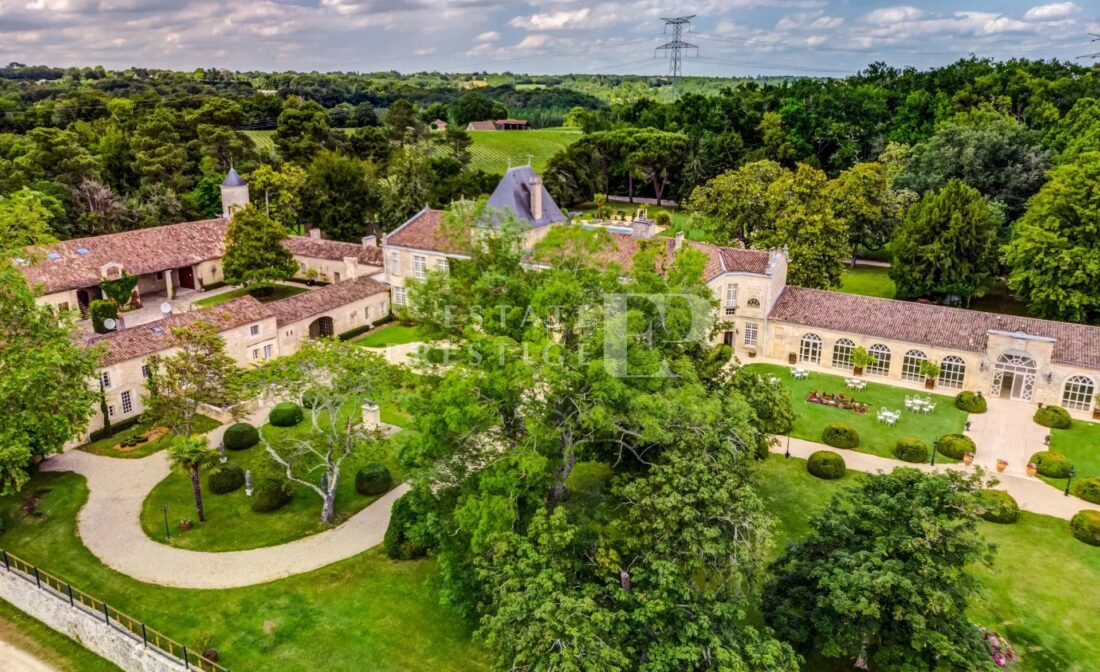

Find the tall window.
[
  {"left": 414, "top": 255, "right": 426, "bottom": 280},
  {"left": 437, "top": 258, "right": 449, "bottom": 274},
  {"left": 744, "top": 323, "right": 758, "bottom": 347},
  {"left": 901, "top": 350, "right": 928, "bottom": 382},
  {"left": 389, "top": 251, "right": 400, "bottom": 275},
  {"left": 724, "top": 284, "right": 738, "bottom": 317},
  {"left": 121, "top": 390, "right": 133, "bottom": 415},
  {"left": 1063, "top": 375, "right": 1096, "bottom": 411},
  {"left": 364, "top": 306, "right": 371, "bottom": 321},
  {"left": 832, "top": 338, "right": 855, "bottom": 369},
  {"left": 394, "top": 286, "right": 407, "bottom": 306},
  {"left": 867, "top": 344, "right": 891, "bottom": 376},
  {"left": 100, "top": 371, "right": 111, "bottom": 389},
  {"left": 939, "top": 356, "right": 966, "bottom": 389},
  {"left": 799, "top": 333, "right": 822, "bottom": 364},
  {"left": 141, "top": 364, "right": 151, "bottom": 379},
  {"left": 251, "top": 348, "right": 260, "bottom": 361},
  {"left": 250, "top": 324, "right": 260, "bottom": 336},
  {"left": 263, "top": 344, "right": 273, "bottom": 359}
]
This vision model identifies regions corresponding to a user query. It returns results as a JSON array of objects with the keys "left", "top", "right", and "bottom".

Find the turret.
[{"left": 220, "top": 167, "right": 250, "bottom": 219}]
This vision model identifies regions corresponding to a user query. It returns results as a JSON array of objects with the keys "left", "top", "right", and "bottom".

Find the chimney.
[
  {"left": 362, "top": 235, "right": 378, "bottom": 248},
  {"left": 343, "top": 256, "right": 358, "bottom": 281},
  {"left": 674, "top": 231, "right": 685, "bottom": 251},
  {"left": 308, "top": 227, "right": 322, "bottom": 239},
  {"left": 529, "top": 176, "right": 543, "bottom": 221}
]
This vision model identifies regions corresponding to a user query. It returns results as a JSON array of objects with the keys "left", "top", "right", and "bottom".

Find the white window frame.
[
  {"left": 100, "top": 370, "right": 111, "bottom": 389},
  {"left": 1062, "top": 375, "right": 1096, "bottom": 412},
  {"left": 901, "top": 350, "right": 928, "bottom": 382},
  {"left": 744, "top": 323, "right": 758, "bottom": 347},
  {"left": 832, "top": 338, "right": 855, "bottom": 370},
  {"left": 394, "top": 286, "right": 407, "bottom": 306},
  {"left": 437, "top": 258, "right": 449, "bottom": 273},
  {"left": 390, "top": 251, "right": 401, "bottom": 276},
  {"left": 413, "top": 255, "right": 426, "bottom": 280},
  {"left": 263, "top": 344, "right": 273, "bottom": 359},
  {"left": 107, "top": 404, "right": 115, "bottom": 418},
  {"left": 867, "top": 344, "right": 891, "bottom": 376},
  {"left": 141, "top": 364, "right": 151, "bottom": 379},
  {"left": 251, "top": 348, "right": 260, "bottom": 361},
  {"left": 938, "top": 356, "right": 966, "bottom": 389},
  {"left": 724, "top": 284, "right": 738, "bottom": 317},
  {"left": 250, "top": 324, "right": 260, "bottom": 336},
  {"left": 799, "top": 333, "right": 822, "bottom": 364},
  {"left": 121, "top": 390, "right": 133, "bottom": 415}
]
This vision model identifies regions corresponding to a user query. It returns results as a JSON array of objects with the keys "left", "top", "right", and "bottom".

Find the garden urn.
[
  {"left": 1026, "top": 462, "right": 1038, "bottom": 477},
  {"left": 963, "top": 452, "right": 974, "bottom": 466},
  {"left": 996, "top": 459, "right": 1007, "bottom": 473}
]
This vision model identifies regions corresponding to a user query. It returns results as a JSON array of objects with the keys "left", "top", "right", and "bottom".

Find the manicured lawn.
[
  {"left": 0, "top": 598, "right": 122, "bottom": 672},
  {"left": 351, "top": 323, "right": 424, "bottom": 347},
  {"left": 758, "top": 455, "right": 1100, "bottom": 672},
  {"left": 0, "top": 472, "right": 487, "bottom": 672},
  {"left": 1047, "top": 417, "right": 1100, "bottom": 487},
  {"left": 77, "top": 415, "right": 220, "bottom": 459},
  {"left": 139, "top": 402, "right": 406, "bottom": 551},
  {"left": 465, "top": 127, "right": 581, "bottom": 173},
  {"left": 192, "top": 284, "right": 308, "bottom": 308},
  {"left": 838, "top": 265, "right": 895, "bottom": 299},
  {"left": 745, "top": 363, "right": 967, "bottom": 459}
]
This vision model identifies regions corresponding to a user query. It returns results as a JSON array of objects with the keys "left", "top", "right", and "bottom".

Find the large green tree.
[
  {"left": 1004, "top": 152, "right": 1100, "bottom": 323},
  {"left": 685, "top": 160, "right": 786, "bottom": 246},
  {"left": 764, "top": 469, "right": 994, "bottom": 672},
  {"left": 275, "top": 97, "right": 337, "bottom": 164},
  {"left": 451, "top": 91, "right": 506, "bottom": 127},
  {"left": 304, "top": 151, "right": 381, "bottom": 240},
  {"left": 826, "top": 160, "right": 912, "bottom": 259},
  {"left": 222, "top": 205, "right": 298, "bottom": 288},
  {"left": 889, "top": 179, "right": 1002, "bottom": 303}
]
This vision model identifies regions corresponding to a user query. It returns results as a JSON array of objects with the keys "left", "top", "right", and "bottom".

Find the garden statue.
[
  {"left": 218, "top": 441, "right": 227, "bottom": 463},
  {"left": 362, "top": 400, "right": 380, "bottom": 430},
  {"left": 245, "top": 469, "right": 253, "bottom": 496}
]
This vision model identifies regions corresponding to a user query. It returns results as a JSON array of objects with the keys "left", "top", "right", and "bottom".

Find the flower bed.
[{"left": 806, "top": 391, "right": 869, "bottom": 414}]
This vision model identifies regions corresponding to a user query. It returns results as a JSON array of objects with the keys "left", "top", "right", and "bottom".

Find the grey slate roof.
[
  {"left": 221, "top": 167, "right": 246, "bottom": 187},
  {"left": 485, "top": 166, "right": 567, "bottom": 228}
]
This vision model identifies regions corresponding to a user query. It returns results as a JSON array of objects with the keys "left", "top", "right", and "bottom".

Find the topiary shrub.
[
  {"left": 974, "top": 489, "right": 1019, "bottom": 524},
  {"left": 250, "top": 477, "right": 293, "bottom": 513},
  {"left": 1073, "top": 476, "right": 1100, "bottom": 505},
  {"left": 208, "top": 464, "right": 245, "bottom": 494},
  {"left": 821, "top": 423, "right": 859, "bottom": 449},
  {"left": 223, "top": 423, "right": 258, "bottom": 451},
  {"left": 89, "top": 300, "right": 118, "bottom": 334},
  {"left": 384, "top": 491, "right": 430, "bottom": 560},
  {"left": 937, "top": 433, "right": 976, "bottom": 460},
  {"left": 1030, "top": 450, "right": 1074, "bottom": 478},
  {"left": 269, "top": 402, "right": 303, "bottom": 427},
  {"left": 355, "top": 463, "right": 393, "bottom": 496},
  {"left": 954, "top": 391, "right": 987, "bottom": 413},
  {"left": 892, "top": 437, "right": 929, "bottom": 463},
  {"left": 1070, "top": 510, "right": 1100, "bottom": 546},
  {"left": 1034, "top": 405, "right": 1072, "bottom": 429},
  {"left": 807, "top": 450, "right": 846, "bottom": 480}
]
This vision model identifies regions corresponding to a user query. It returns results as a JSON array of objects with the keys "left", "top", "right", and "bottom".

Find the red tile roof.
[
  {"left": 769, "top": 286, "right": 1100, "bottom": 369},
  {"left": 385, "top": 209, "right": 461, "bottom": 254},
  {"left": 267, "top": 276, "right": 389, "bottom": 326},
  {"left": 283, "top": 236, "right": 383, "bottom": 266}
]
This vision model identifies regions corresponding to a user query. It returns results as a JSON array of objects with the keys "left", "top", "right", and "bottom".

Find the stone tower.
[{"left": 220, "top": 167, "right": 250, "bottom": 218}]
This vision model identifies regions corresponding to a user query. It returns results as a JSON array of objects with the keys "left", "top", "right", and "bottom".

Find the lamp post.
[
  {"left": 1065, "top": 467, "right": 1076, "bottom": 496},
  {"left": 162, "top": 504, "right": 171, "bottom": 542},
  {"left": 931, "top": 439, "right": 939, "bottom": 466}
]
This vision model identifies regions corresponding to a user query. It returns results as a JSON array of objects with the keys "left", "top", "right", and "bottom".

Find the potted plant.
[
  {"left": 919, "top": 361, "right": 941, "bottom": 389},
  {"left": 996, "top": 459, "right": 1008, "bottom": 473},
  {"left": 963, "top": 451, "right": 974, "bottom": 466},
  {"left": 1026, "top": 462, "right": 1038, "bottom": 477},
  {"left": 850, "top": 347, "right": 877, "bottom": 377},
  {"left": 179, "top": 519, "right": 194, "bottom": 531},
  {"left": 746, "top": 347, "right": 757, "bottom": 358},
  {"left": 788, "top": 353, "right": 798, "bottom": 365}
]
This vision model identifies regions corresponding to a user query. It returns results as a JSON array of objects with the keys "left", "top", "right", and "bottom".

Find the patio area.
[{"left": 76, "top": 284, "right": 243, "bottom": 331}]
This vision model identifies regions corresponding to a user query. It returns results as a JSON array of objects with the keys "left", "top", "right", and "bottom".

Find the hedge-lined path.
[
  {"left": 41, "top": 405, "right": 409, "bottom": 589},
  {"left": 772, "top": 436, "right": 1100, "bottom": 520}
]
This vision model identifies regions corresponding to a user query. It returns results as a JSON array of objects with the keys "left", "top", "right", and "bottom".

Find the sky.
[{"left": 0, "top": 1, "right": 1097, "bottom": 77}]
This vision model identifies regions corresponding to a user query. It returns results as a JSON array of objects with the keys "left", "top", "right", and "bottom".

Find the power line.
[
  {"left": 1080, "top": 33, "right": 1100, "bottom": 61},
  {"left": 656, "top": 16, "right": 698, "bottom": 79}
]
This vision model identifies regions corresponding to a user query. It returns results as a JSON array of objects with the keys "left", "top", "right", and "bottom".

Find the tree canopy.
[{"left": 221, "top": 205, "right": 298, "bottom": 287}]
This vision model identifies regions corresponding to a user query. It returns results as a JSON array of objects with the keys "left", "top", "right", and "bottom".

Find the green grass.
[
  {"left": 78, "top": 415, "right": 220, "bottom": 459},
  {"left": 139, "top": 402, "right": 406, "bottom": 552},
  {"left": 351, "top": 323, "right": 425, "bottom": 347},
  {"left": 757, "top": 455, "right": 1100, "bottom": 672},
  {"left": 1046, "top": 417, "right": 1100, "bottom": 488},
  {"left": 745, "top": 363, "right": 967, "bottom": 459},
  {"left": 242, "top": 129, "right": 275, "bottom": 155},
  {"left": 192, "top": 284, "right": 309, "bottom": 308},
  {"left": 838, "top": 266, "right": 896, "bottom": 299},
  {"left": 0, "top": 472, "right": 486, "bottom": 672},
  {"left": 0, "top": 599, "right": 122, "bottom": 672}
]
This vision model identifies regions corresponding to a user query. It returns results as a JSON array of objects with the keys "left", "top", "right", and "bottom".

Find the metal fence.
[{"left": 0, "top": 548, "right": 230, "bottom": 672}]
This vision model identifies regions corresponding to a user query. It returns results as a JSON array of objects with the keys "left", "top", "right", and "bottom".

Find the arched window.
[
  {"left": 939, "top": 356, "right": 966, "bottom": 389},
  {"left": 832, "top": 338, "right": 855, "bottom": 369},
  {"left": 901, "top": 349, "right": 928, "bottom": 382},
  {"left": 799, "top": 333, "right": 822, "bottom": 364},
  {"left": 867, "top": 344, "right": 891, "bottom": 376},
  {"left": 1062, "top": 375, "right": 1096, "bottom": 412}
]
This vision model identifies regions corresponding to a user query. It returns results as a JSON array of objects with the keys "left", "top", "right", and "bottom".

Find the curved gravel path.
[{"left": 40, "top": 413, "right": 407, "bottom": 589}]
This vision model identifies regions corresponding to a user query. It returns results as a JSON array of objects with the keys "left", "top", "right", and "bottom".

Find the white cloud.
[
  {"left": 510, "top": 8, "right": 596, "bottom": 31},
  {"left": 476, "top": 30, "right": 500, "bottom": 41},
  {"left": 1024, "top": 2, "right": 1080, "bottom": 21},
  {"left": 515, "top": 34, "right": 550, "bottom": 49},
  {"left": 862, "top": 6, "right": 924, "bottom": 24}
]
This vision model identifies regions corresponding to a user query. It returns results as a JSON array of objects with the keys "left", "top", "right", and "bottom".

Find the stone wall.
[{"left": 0, "top": 569, "right": 187, "bottom": 672}]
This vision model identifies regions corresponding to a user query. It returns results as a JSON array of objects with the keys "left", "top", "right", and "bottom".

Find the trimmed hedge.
[
  {"left": 384, "top": 491, "right": 430, "bottom": 560},
  {"left": 974, "top": 489, "right": 1019, "bottom": 524},
  {"left": 937, "top": 433, "right": 976, "bottom": 460},
  {"left": 355, "top": 463, "right": 393, "bottom": 496},
  {"left": 90, "top": 299, "right": 118, "bottom": 335},
  {"left": 208, "top": 464, "right": 245, "bottom": 494},
  {"left": 1034, "top": 405, "right": 1072, "bottom": 429},
  {"left": 1030, "top": 451, "right": 1074, "bottom": 478},
  {"left": 250, "top": 477, "right": 293, "bottom": 513},
  {"left": 893, "top": 437, "right": 929, "bottom": 463},
  {"left": 87, "top": 415, "right": 143, "bottom": 443},
  {"left": 223, "top": 423, "right": 258, "bottom": 451},
  {"left": 269, "top": 402, "right": 303, "bottom": 427},
  {"left": 1070, "top": 510, "right": 1100, "bottom": 546},
  {"left": 1073, "top": 476, "right": 1100, "bottom": 505},
  {"left": 821, "top": 423, "right": 859, "bottom": 449},
  {"left": 807, "top": 450, "right": 846, "bottom": 480},
  {"left": 954, "top": 391, "right": 987, "bottom": 413}
]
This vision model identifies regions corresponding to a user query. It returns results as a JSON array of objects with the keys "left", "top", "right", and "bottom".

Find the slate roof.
[
  {"left": 267, "top": 276, "right": 389, "bottom": 326},
  {"left": 87, "top": 296, "right": 272, "bottom": 366},
  {"left": 283, "top": 236, "right": 383, "bottom": 266},
  {"left": 485, "top": 165, "right": 567, "bottom": 228},
  {"left": 768, "top": 286, "right": 1100, "bottom": 369},
  {"left": 222, "top": 167, "right": 246, "bottom": 187}
]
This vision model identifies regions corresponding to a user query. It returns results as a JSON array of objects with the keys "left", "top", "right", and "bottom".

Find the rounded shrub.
[
  {"left": 892, "top": 437, "right": 929, "bottom": 463},
  {"left": 1030, "top": 450, "right": 1074, "bottom": 478},
  {"left": 1073, "top": 477, "right": 1100, "bottom": 505},
  {"left": 223, "top": 423, "right": 258, "bottom": 451},
  {"left": 250, "top": 477, "right": 293, "bottom": 513},
  {"left": 821, "top": 422, "right": 859, "bottom": 449},
  {"left": 355, "top": 463, "right": 393, "bottom": 496},
  {"left": 954, "top": 391, "right": 987, "bottom": 413},
  {"left": 208, "top": 464, "right": 244, "bottom": 494},
  {"left": 1070, "top": 510, "right": 1100, "bottom": 546},
  {"left": 384, "top": 491, "right": 430, "bottom": 560},
  {"left": 974, "top": 489, "right": 1019, "bottom": 524},
  {"left": 937, "top": 433, "right": 976, "bottom": 460},
  {"left": 807, "top": 450, "right": 846, "bottom": 480},
  {"left": 269, "top": 402, "right": 303, "bottom": 427},
  {"left": 1034, "top": 405, "right": 1071, "bottom": 429}
]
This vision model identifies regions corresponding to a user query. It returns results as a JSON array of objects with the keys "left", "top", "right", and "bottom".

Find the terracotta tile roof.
[
  {"left": 385, "top": 209, "right": 462, "bottom": 254},
  {"left": 769, "top": 286, "right": 1100, "bottom": 369},
  {"left": 587, "top": 235, "right": 769, "bottom": 282},
  {"left": 466, "top": 121, "right": 497, "bottom": 131},
  {"left": 86, "top": 296, "right": 273, "bottom": 366},
  {"left": 267, "top": 276, "right": 389, "bottom": 326},
  {"left": 21, "top": 219, "right": 228, "bottom": 295},
  {"left": 283, "top": 236, "right": 383, "bottom": 266}
]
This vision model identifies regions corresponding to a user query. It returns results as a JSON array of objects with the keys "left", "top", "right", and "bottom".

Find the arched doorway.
[
  {"left": 991, "top": 353, "right": 1037, "bottom": 401},
  {"left": 308, "top": 316, "right": 334, "bottom": 339}
]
